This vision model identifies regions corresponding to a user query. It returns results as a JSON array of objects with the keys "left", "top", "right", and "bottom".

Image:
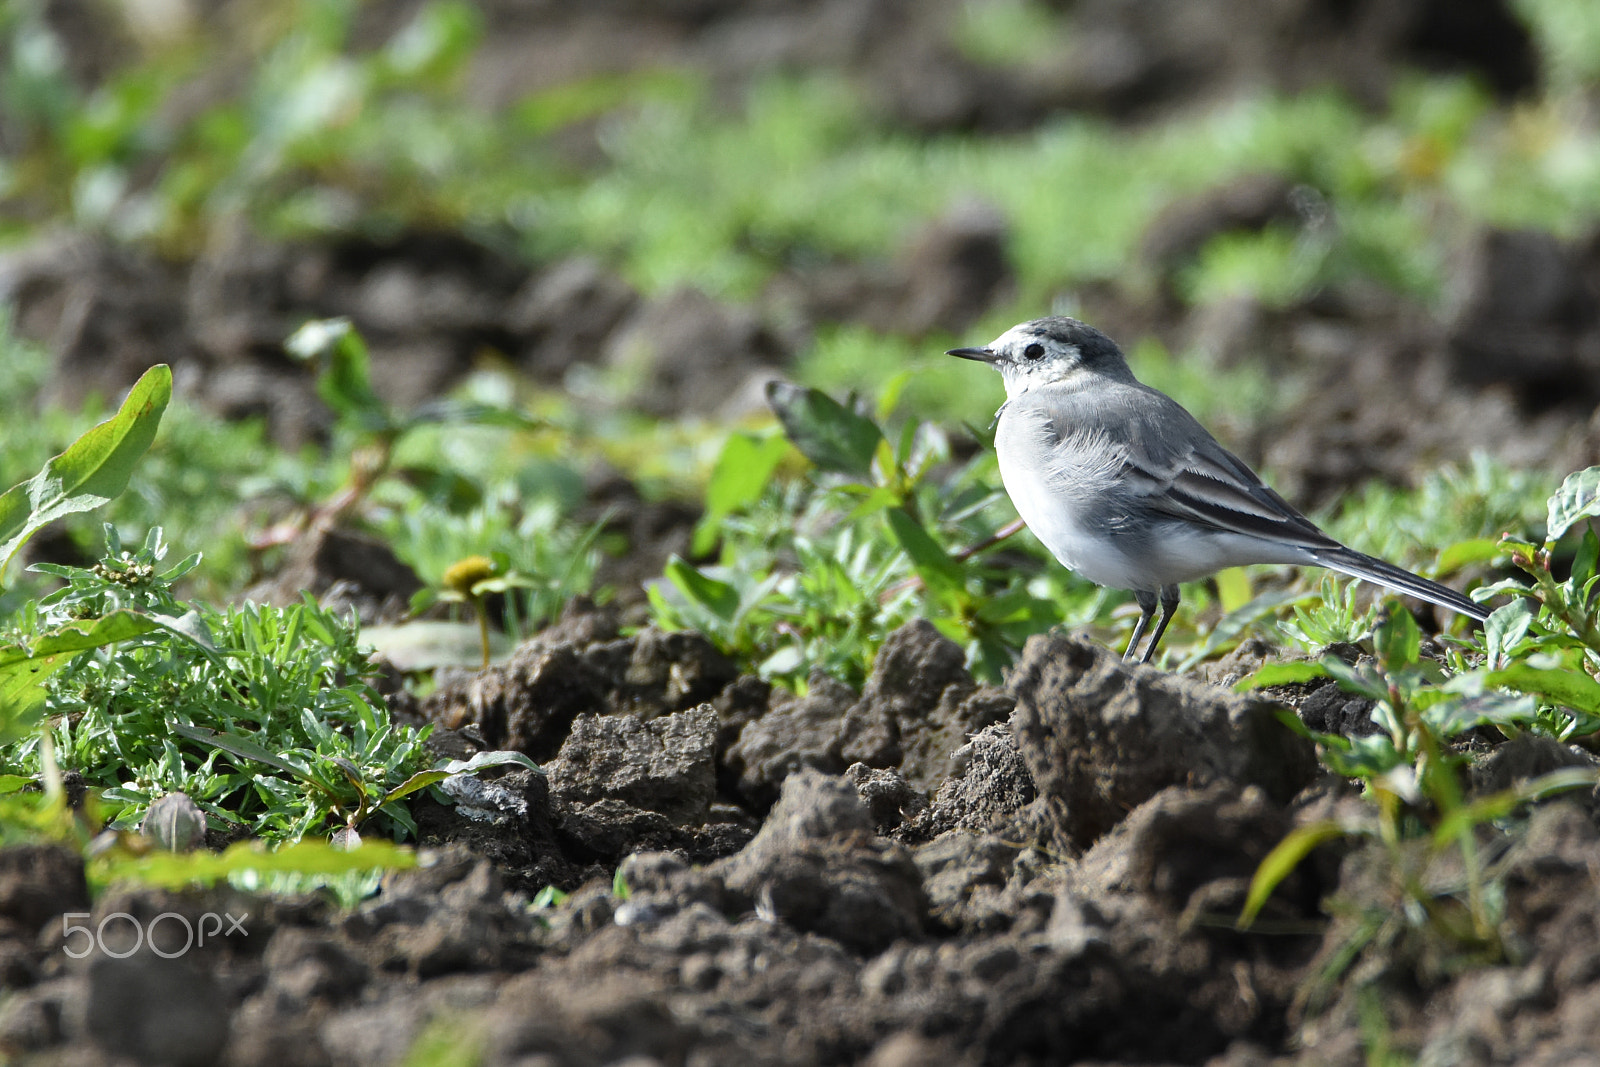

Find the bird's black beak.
[{"left": 947, "top": 346, "right": 995, "bottom": 362}]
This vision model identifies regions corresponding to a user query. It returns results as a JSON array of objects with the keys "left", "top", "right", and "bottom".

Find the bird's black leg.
[
  {"left": 1124, "top": 589, "right": 1158, "bottom": 661},
  {"left": 1140, "top": 584, "right": 1182, "bottom": 664}
]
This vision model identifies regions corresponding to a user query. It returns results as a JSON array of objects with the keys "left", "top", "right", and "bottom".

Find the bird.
[{"left": 947, "top": 316, "right": 1490, "bottom": 663}]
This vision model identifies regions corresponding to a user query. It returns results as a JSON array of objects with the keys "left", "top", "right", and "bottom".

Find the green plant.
[
  {"left": 1236, "top": 466, "right": 1600, "bottom": 1038},
  {"left": 651, "top": 383, "right": 1095, "bottom": 685},
  {"left": 2, "top": 526, "right": 534, "bottom": 843},
  {"left": 1277, "top": 575, "right": 1379, "bottom": 651},
  {"left": 0, "top": 363, "right": 171, "bottom": 581}
]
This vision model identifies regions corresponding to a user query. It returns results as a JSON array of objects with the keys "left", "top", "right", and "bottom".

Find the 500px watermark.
[{"left": 62, "top": 912, "right": 249, "bottom": 959}]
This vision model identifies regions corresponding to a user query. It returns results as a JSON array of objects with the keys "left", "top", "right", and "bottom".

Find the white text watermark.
[{"left": 63, "top": 912, "right": 248, "bottom": 959}]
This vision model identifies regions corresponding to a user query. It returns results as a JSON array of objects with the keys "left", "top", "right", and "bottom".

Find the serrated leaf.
[
  {"left": 765, "top": 381, "right": 884, "bottom": 477},
  {"left": 1547, "top": 466, "right": 1600, "bottom": 542},
  {"left": 0, "top": 364, "right": 172, "bottom": 577}
]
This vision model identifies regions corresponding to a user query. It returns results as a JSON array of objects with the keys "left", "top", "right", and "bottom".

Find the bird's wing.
[{"left": 1111, "top": 388, "right": 1341, "bottom": 550}]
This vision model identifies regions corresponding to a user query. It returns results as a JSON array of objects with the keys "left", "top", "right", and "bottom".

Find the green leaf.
[
  {"left": 1423, "top": 691, "right": 1540, "bottom": 736},
  {"left": 1483, "top": 601, "right": 1534, "bottom": 668},
  {"left": 663, "top": 556, "right": 740, "bottom": 622},
  {"left": 92, "top": 837, "right": 416, "bottom": 891},
  {"left": 440, "top": 750, "right": 541, "bottom": 775},
  {"left": 286, "top": 318, "right": 391, "bottom": 432},
  {"left": 1575, "top": 527, "right": 1600, "bottom": 588},
  {"left": 1214, "top": 567, "right": 1253, "bottom": 613},
  {"left": 765, "top": 381, "right": 884, "bottom": 478},
  {"left": 1547, "top": 467, "right": 1600, "bottom": 542},
  {"left": 1176, "top": 588, "right": 1312, "bottom": 670},
  {"left": 381, "top": 750, "right": 542, "bottom": 807},
  {"left": 1240, "top": 819, "right": 1351, "bottom": 927},
  {"left": 885, "top": 507, "right": 965, "bottom": 604},
  {"left": 170, "top": 723, "right": 315, "bottom": 779},
  {"left": 1485, "top": 663, "right": 1600, "bottom": 715},
  {"left": 1433, "top": 767, "right": 1600, "bottom": 845},
  {"left": 1233, "top": 661, "right": 1330, "bottom": 691},
  {"left": 0, "top": 611, "right": 160, "bottom": 740},
  {"left": 0, "top": 364, "right": 172, "bottom": 577},
  {"left": 692, "top": 431, "right": 790, "bottom": 556},
  {"left": 1322, "top": 655, "right": 1389, "bottom": 702},
  {"left": 1434, "top": 537, "right": 1504, "bottom": 574},
  {"left": 1373, "top": 600, "right": 1421, "bottom": 671}
]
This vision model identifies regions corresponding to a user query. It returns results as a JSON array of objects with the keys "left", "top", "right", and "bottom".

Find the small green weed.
[
  {"left": 651, "top": 383, "right": 1099, "bottom": 685},
  {"left": 1239, "top": 465, "right": 1600, "bottom": 1039},
  {"left": 6, "top": 527, "right": 436, "bottom": 841}
]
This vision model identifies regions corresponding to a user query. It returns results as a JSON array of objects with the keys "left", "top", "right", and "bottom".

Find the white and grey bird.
[{"left": 948, "top": 316, "right": 1490, "bottom": 663}]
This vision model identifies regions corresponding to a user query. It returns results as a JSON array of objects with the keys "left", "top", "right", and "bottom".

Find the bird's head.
[{"left": 947, "top": 317, "right": 1134, "bottom": 398}]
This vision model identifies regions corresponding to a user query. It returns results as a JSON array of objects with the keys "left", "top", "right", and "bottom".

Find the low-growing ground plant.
[
  {"left": 1238, "top": 465, "right": 1600, "bottom": 1027},
  {"left": 650, "top": 381, "right": 1099, "bottom": 686},
  {"left": 9, "top": 526, "right": 436, "bottom": 840}
]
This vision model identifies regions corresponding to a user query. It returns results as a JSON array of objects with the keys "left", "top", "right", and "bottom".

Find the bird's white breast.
[{"left": 994, "top": 401, "right": 1146, "bottom": 589}]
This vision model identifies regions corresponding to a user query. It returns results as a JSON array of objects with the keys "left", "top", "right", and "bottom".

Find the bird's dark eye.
[{"left": 1023, "top": 343, "right": 1045, "bottom": 361}]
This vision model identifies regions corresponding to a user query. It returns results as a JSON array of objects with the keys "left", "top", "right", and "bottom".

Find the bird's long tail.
[{"left": 1310, "top": 546, "right": 1491, "bottom": 623}]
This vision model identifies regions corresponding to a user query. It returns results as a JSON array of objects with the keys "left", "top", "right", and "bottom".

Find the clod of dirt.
[
  {"left": 262, "top": 926, "right": 368, "bottom": 1004},
  {"left": 345, "top": 851, "right": 537, "bottom": 978},
  {"left": 1009, "top": 633, "right": 1320, "bottom": 849},
  {"left": 0, "top": 843, "right": 89, "bottom": 936},
  {"left": 505, "top": 255, "right": 639, "bottom": 380},
  {"left": 1414, "top": 801, "right": 1600, "bottom": 1065},
  {"left": 1295, "top": 678, "right": 1380, "bottom": 738},
  {"left": 1066, "top": 784, "right": 1325, "bottom": 1053},
  {"left": 769, "top": 199, "right": 1014, "bottom": 338},
  {"left": 1141, "top": 173, "right": 1302, "bottom": 281},
  {"left": 411, "top": 623, "right": 740, "bottom": 762},
  {"left": 1471, "top": 734, "right": 1600, "bottom": 799},
  {"left": 911, "top": 802, "right": 1061, "bottom": 936},
  {"left": 414, "top": 767, "right": 596, "bottom": 893},
  {"left": 246, "top": 525, "right": 423, "bottom": 623},
  {"left": 1447, "top": 226, "right": 1600, "bottom": 412},
  {"left": 81, "top": 953, "right": 229, "bottom": 1067},
  {"left": 841, "top": 619, "right": 1015, "bottom": 791},
  {"left": 545, "top": 706, "right": 718, "bottom": 852},
  {"left": 899, "top": 722, "right": 1037, "bottom": 844},
  {"left": 616, "top": 627, "right": 742, "bottom": 717},
  {"left": 1050, "top": 0, "right": 1536, "bottom": 118},
  {"left": 726, "top": 621, "right": 1014, "bottom": 809},
  {"left": 844, "top": 763, "right": 928, "bottom": 833},
  {"left": 714, "top": 769, "right": 927, "bottom": 955},
  {"left": 0, "top": 234, "right": 196, "bottom": 414},
  {"left": 603, "top": 287, "right": 790, "bottom": 417},
  {"left": 725, "top": 670, "right": 859, "bottom": 806}
]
